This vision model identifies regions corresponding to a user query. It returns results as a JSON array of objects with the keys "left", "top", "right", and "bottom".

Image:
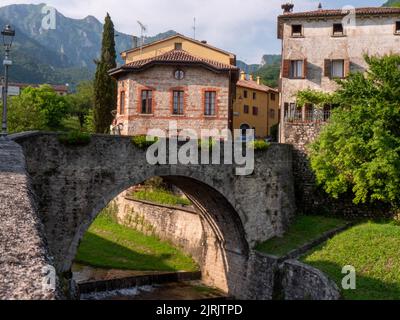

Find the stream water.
[{"left": 73, "top": 264, "right": 228, "bottom": 300}]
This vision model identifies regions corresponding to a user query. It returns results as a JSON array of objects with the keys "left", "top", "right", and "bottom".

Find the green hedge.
[
  {"left": 131, "top": 135, "right": 158, "bottom": 149},
  {"left": 58, "top": 131, "right": 91, "bottom": 146}
]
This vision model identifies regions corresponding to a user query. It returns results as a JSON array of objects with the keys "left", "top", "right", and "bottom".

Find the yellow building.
[
  {"left": 233, "top": 72, "right": 279, "bottom": 138},
  {"left": 122, "top": 34, "right": 236, "bottom": 66}
]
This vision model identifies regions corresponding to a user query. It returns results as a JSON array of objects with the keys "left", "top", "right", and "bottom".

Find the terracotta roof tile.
[
  {"left": 110, "top": 49, "right": 238, "bottom": 76},
  {"left": 279, "top": 7, "right": 400, "bottom": 19},
  {"left": 237, "top": 79, "right": 278, "bottom": 93}
]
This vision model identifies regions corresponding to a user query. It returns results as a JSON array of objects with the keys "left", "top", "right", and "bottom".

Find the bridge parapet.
[{"left": 0, "top": 139, "right": 57, "bottom": 300}]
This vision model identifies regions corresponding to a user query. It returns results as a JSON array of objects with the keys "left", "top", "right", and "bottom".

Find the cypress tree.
[{"left": 93, "top": 13, "right": 117, "bottom": 134}]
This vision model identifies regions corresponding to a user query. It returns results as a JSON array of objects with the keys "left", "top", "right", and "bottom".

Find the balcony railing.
[{"left": 285, "top": 109, "right": 331, "bottom": 123}]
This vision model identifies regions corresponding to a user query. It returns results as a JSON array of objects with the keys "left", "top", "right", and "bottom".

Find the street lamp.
[{"left": 1, "top": 24, "right": 15, "bottom": 138}]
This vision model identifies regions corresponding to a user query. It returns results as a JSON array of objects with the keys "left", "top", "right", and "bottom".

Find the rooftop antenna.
[
  {"left": 192, "top": 17, "right": 196, "bottom": 40},
  {"left": 137, "top": 20, "right": 147, "bottom": 54}
]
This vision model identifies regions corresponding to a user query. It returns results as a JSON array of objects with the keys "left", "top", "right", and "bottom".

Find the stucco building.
[
  {"left": 109, "top": 34, "right": 239, "bottom": 137},
  {"left": 278, "top": 4, "right": 400, "bottom": 143},
  {"left": 233, "top": 72, "right": 279, "bottom": 138},
  {"left": 277, "top": 4, "right": 400, "bottom": 214}
]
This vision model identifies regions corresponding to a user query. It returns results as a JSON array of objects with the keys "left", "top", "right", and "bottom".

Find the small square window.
[
  {"left": 396, "top": 21, "right": 400, "bottom": 34},
  {"left": 174, "top": 42, "right": 182, "bottom": 50},
  {"left": 270, "top": 109, "right": 276, "bottom": 119},
  {"left": 333, "top": 23, "right": 344, "bottom": 36},
  {"left": 291, "top": 24, "right": 303, "bottom": 37}
]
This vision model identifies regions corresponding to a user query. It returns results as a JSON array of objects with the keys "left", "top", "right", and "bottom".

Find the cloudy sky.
[{"left": 0, "top": 0, "right": 386, "bottom": 63}]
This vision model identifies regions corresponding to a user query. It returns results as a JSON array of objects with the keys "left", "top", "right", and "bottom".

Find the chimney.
[
  {"left": 240, "top": 71, "right": 246, "bottom": 81},
  {"left": 132, "top": 36, "right": 139, "bottom": 48},
  {"left": 249, "top": 74, "right": 254, "bottom": 81},
  {"left": 256, "top": 76, "right": 261, "bottom": 85},
  {"left": 281, "top": 2, "right": 294, "bottom": 14}
]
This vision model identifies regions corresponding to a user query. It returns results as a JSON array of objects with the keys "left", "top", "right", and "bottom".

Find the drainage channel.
[{"left": 74, "top": 266, "right": 228, "bottom": 300}]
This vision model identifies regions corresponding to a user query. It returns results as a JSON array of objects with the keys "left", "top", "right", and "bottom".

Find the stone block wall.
[
  {"left": 284, "top": 122, "right": 393, "bottom": 217},
  {"left": 114, "top": 192, "right": 206, "bottom": 265},
  {"left": 280, "top": 260, "right": 341, "bottom": 300},
  {"left": 0, "top": 140, "right": 58, "bottom": 300}
]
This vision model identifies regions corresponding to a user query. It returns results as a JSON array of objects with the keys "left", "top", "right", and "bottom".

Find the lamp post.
[{"left": 1, "top": 24, "right": 15, "bottom": 138}]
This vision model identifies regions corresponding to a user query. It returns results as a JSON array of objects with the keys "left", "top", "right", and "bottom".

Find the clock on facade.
[{"left": 174, "top": 69, "right": 185, "bottom": 80}]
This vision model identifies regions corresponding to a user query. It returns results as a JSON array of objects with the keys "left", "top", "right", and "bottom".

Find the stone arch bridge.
[{"left": 1, "top": 132, "right": 295, "bottom": 299}]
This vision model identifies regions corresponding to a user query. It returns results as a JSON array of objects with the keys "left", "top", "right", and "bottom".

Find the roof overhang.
[{"left": 109, "top": 60, "right": 239, "bottom": 78}]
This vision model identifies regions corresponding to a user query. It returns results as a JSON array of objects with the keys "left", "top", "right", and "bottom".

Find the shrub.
[
  {"left": 58, "top": 131, "right": 91, "bottom": 146},
  {"left": 250, "top": 140, "right": 270, "bottom": 151},
  {"left": 131, "top": 135, "right": 158, "bottom": 149},
  {"left": 198, "top": 138, "right": 218, "bottom": 150}
]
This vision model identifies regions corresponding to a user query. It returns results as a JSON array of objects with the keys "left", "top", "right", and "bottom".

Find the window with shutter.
[
  {"left": 120, "top": 91, "right": 125, "bottom": 115},
  {"left": 303, "top": 59, "right": 308, "bottom": 79},
  {"left": 282, "top": 60, "right": 290, "bottom": 78},
  {"left": 324, "top": 59, "right": 332, "bottom": 78},
  {"left": 290, "top": 60, "right": 304, "bottom": 79},
  {"left": 331, "top": 60, "right": 344, "bottom": 78},
  {"left": 344, "top": 59, "right": 350, "bottom": 77}
]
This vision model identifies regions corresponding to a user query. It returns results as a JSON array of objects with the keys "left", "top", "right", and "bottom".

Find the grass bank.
[
  {"left": 131, "top": 188, "right": 191, "bottom": 207},
  {"left": 302, "top": 221, "right": 400, "bottom": 300},
  {"left": 256, "top": 215, "right": 348, "bottom": 257},
  {"left": 75, "top": 211, "right": 198, "bottom": 272}
]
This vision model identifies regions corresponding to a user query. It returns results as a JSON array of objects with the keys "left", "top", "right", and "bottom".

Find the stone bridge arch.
[{"left": 12, "top": 132, "right": 295, "bottom": 298}]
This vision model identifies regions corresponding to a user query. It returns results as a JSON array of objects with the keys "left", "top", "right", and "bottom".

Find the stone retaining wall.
[
  {"left": 114, "top": 193, "right": 206, "bottom": 263},
  {"left": 284, "top": 122, "right": 393, "bottom": 218},
  {"left": 113, "top": 194, "right": 340, "bottom": 300},
  {"left": 280, "top": 260, "right": 341, "bottom": 300}
]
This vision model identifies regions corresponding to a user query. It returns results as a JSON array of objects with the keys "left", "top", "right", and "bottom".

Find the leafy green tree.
[
  {"left": 93, "top": 13, "right": 117, "bottom": 134},
  {"left": 66, "top": 81, "right": 94, "bottom": 129},
  {"left": 8, "top": 85, "right": 68, "bottom": 132},
  {"left": 309, "top": 54, "right": 400, "bottom": 207}
]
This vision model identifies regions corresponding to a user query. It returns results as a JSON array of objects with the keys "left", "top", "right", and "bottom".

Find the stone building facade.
[
  {"left": 278, "top": 4, "right": 400, "bottom": 214},
  {"left": 279, "top": 5, "right": 400, "bottom": 139},
  {"left": 109, "top": 35, "right": 239, "bottom": 137}
]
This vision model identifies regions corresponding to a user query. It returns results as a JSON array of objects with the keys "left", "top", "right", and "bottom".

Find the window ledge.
[
  {"left": 331, "top": 34, "right": 346, "bottom": 38},
  {"left": 138, "top": 114, "right": 154, "bottom": 116},
  {"left": 204, "top": 115, "right": 217, "bottom": 118},
  {"left": 394, "top": 32, "right": 400, "bottom": 36},
  {"left": 290, "top": 35, "right": 305, "bottom": 38}
]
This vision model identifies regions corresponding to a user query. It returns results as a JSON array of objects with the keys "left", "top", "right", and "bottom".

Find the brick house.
[{"left": 109, "top": 35, "right": 239, "bottom": 137}]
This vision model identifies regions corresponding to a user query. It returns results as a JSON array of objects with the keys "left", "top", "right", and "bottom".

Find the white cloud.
[{"left": 0, "top": 0, "right": 385, "bottom": 63}]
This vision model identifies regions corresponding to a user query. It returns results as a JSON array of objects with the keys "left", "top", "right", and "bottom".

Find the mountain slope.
[
  {"left": 0, "top": 3, "right": 177, "bottom": 86},
  {"left": 383, "top": 0, "right": 400, "bottom": 7},
  {"left": 237, "top": 54, "right": 281, "bottom": 88}
]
